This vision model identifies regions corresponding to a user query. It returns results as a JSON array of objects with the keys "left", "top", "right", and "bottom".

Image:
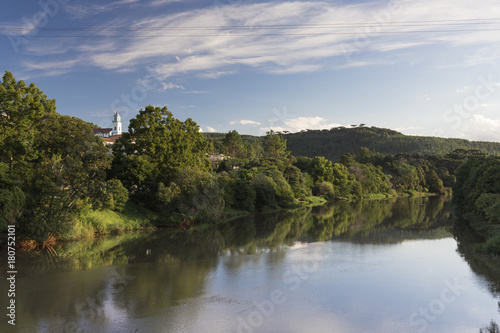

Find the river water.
[{"left": 1, "top": 196, "right": 500, "bottom": 333}]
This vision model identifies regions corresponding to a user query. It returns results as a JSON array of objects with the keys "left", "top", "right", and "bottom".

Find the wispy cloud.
[
  {"left": 65, "top": 0, "right": 140, "bottom": 19},
  {"left": 229, "top": 119, "right": 261, "bottom": 125},
  {"left": 161, "top": 82, "right": 185, "bottom": 90},
  {"left": 456, "top": 86, "right": 472, "bottom": 93},
  {"left": 149, "top": 0, "right": 182, "bottom": 6},
  {"left": 261, "top": 116, "right": 343, "bottom": 133},
  {"left": 206, "top": 126, "right": 217, "bottom": 132},
  {"left": 20, "top": 0, "right": 500, "bottom": 78},
  {"left": 462, "top": 114, "right": 500, "bottom": 141},
  {"left": 182, "top": 90, "right": 207, "bottom": 94}
]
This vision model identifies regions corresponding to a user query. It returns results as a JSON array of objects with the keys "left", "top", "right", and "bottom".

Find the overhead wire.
[{"left": 1, "top": 18, "right": 500, "bottom": 38}]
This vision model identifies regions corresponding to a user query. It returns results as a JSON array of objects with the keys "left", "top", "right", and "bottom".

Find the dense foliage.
[
  {"left": 111, "top": 105, "right": 211, "bottom": 206},
  {"left": 0, "top": 72, "right": 127, "bottom": 241},
  {"left": 453, "top": 156, "right": 500, "bottom": 221}
]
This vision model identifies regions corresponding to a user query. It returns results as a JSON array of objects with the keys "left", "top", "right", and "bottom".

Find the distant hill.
[
  {"left": 283, "top": 127, "right": 500, "bottom": 161},
  {"left": 205, "top": 127, "right": 500, "bottom": 162}
]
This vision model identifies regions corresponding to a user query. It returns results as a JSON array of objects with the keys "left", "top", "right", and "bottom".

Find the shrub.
[
  {"left": 157, "top": 167, "right": 224, "bottom": 223},
  {"left": 103, "top": 179, "right": 129, "bottom": 212},
  {"left": 312, "top": 182, "right": 335, "bottom": 200}
]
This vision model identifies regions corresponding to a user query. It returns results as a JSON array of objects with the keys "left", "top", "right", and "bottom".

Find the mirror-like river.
[{"left": 2, "top": 197, "right": 500, "bottom": 333}]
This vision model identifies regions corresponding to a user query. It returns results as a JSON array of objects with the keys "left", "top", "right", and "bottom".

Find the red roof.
[{"left": 93, "top": 128, "right": 113, "bottom": 134}]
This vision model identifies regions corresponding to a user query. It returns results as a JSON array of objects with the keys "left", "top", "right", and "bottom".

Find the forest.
[
  {"left": 281, "top": 126, "right": 500, "bottom": 162},
  {"left": 0, "top": 71, "right": 497, "bottom": 246}
]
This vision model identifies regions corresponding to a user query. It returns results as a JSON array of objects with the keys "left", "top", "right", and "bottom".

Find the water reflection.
[{"left": 2, "top": 196, "right": 497, "bottom": 333}]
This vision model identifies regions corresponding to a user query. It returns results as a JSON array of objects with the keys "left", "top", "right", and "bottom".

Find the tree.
[
  {"left": 19, "top": 114, "right": 111, "bottom": 241},
  {"left": 0, "top": 163, "right": 25, "bottom": 230},
  {"left": 112, "top": 105, "right": 212, "bottom": 205},
  {"left": 157, "top": 167, "right": 224, "bottom": 223},
  {"left": 263, "top": 130, "right": 289, "bottom": 160},
  {"left": 309, "top": 156, "right": 334, "bottom": 183},
  {"left": 426, "top": 170, "right": 444, "bottom": 193},
  {"left": 0, "top": 71, "right": 56, "bottom": 169},
  {"left": 102, "top": 179, "right": 129, "bottom": 212},
  {"left": 222, "top": 130, "right": 243, "bottom": 157}
]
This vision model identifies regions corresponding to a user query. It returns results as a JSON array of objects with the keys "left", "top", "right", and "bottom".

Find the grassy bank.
[{"left": 69, "top": 201, "right": 158, "bottom": 240}]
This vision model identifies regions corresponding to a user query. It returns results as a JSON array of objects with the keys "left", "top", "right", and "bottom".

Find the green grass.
[
  {"left": 361, "top": 193, "right": 393, "bottom": 199},
  {"left": 70, "top": 201, "right": 157, "bottom": 239},
  {"left": 299, "top": 196, "right": 328, "bottom": 206}
]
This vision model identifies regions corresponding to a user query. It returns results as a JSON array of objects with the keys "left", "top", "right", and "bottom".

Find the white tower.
[{"left": 112, "top": 110, "right": 122, "bottom": 136}]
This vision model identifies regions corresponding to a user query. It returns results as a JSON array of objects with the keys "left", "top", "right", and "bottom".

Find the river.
[{"left": 1, "top": 196, "right": 500, "bottom": 333}]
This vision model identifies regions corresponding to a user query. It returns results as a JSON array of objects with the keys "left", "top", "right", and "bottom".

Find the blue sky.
[{"left": 1, "top": 0, "right": 500, "bottom": 141}]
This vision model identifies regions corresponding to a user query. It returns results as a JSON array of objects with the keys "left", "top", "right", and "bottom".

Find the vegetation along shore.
[{"left": 1, "top": 71, "right": 499, "bottom": 255}]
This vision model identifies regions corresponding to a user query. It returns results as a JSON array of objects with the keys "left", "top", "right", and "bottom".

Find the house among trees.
[
  {"left": 93, "top": 128, "right": 113, "bottom": 138},
  {"left": 93, "top": 111, "right": 123, "bottom": 145},
  {"left": 207, "top": 153, "right": 226, "bottom": 167}
]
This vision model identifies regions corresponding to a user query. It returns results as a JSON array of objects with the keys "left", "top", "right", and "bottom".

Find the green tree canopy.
[
  {"left": 20, "top": 114, "right": 112, "bottom": 241},
  {"left": 0, "top": 71, "right": 56, "bottom": 168},
  {"left": 222, "top": 130, "right": 243, "bottom": 157},
  {"left": 263, "top": 130, "right": 289, "bottom": 161},
  {"left": 112, "top": 105, "right": 212, "bottom": 205}
]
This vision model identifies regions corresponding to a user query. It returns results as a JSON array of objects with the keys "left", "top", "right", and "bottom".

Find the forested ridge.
[{"left": 281, "top": 127, "right": 500, "bottom": 162}]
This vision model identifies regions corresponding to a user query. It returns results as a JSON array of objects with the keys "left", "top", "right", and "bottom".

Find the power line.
[
  {"left": 1, "top": 18, "right": 499, "bottom": 39},
  {"left": 2, "top": 17, "right": 500, "bottom": 31},
  {"left": 1, "top": 28, "right": 500, "bottom": 38}
]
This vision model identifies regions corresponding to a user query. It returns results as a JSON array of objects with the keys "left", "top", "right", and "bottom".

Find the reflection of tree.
[
  {"left": 307, "top": 196, "right": 452, "bottom": 243},
  {"left": 454, "top": 220, "right": 500, "bottom": 298},
  {"left": 0, "top": 197, "right": 459, "bottom": 333}
]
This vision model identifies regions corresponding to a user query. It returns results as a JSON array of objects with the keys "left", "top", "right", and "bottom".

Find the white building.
[
  {"left": 112, "top": 111, "right": 122, "bottom": 136},
  {"left": 93, "top": 111, "right": 123, "bottom": 145}
]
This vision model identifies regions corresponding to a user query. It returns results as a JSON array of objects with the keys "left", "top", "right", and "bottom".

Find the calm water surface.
[{"left": 1, "top": 197, "right": 500, "bottom": 333}]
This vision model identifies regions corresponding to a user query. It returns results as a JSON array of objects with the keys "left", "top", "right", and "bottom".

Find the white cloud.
[
  {"left": 456, "top": 86, "right": 472, "bottom": 93},
  {"left": 229, "top": 119, "right": 261, "bottom": 125},
  {"left": 21, "top": 0, "right": 500, "bottom": 78},
  {"left": 182, "top": 90, "right": 207, "bottom": 94},
  {"left": 206, "top": 126, "right": 217, "bottom": 132},
  {"left": 462, "top": 114, "right": 500, "bottom": 141},
  {"left": 64, "top": 0, "right": 140, "bottom": 19},
  {"left": 161, "top": 82, "right": 185, "bottom": 90},
  {"left": 480, "top": 103, "right": 497, "bottom": 108},
  {"left": 150, "top": 0, "right": 182, "bottom": 6},
  {"left": 197, "top": 71, "right": 237, "bottom": 80},
  {"left": 261, "top": 116, "right": 343, "bottom": 133}
]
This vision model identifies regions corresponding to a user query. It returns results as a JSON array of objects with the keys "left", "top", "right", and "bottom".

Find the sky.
[{"left": 1, "top": 0, "right": 500, "bottom": 141}]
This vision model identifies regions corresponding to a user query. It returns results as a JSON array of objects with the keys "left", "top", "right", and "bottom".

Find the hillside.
[
  {"left": 282, "top": 127, "right": 500, "bottom": 161},
  {"left": 205, "top": 127, "right": 500, "bottom": 161}
]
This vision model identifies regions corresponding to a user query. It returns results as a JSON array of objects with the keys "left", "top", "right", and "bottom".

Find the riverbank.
[{"left": 4, "top": 192, "right": 447, "bottom": 246}]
